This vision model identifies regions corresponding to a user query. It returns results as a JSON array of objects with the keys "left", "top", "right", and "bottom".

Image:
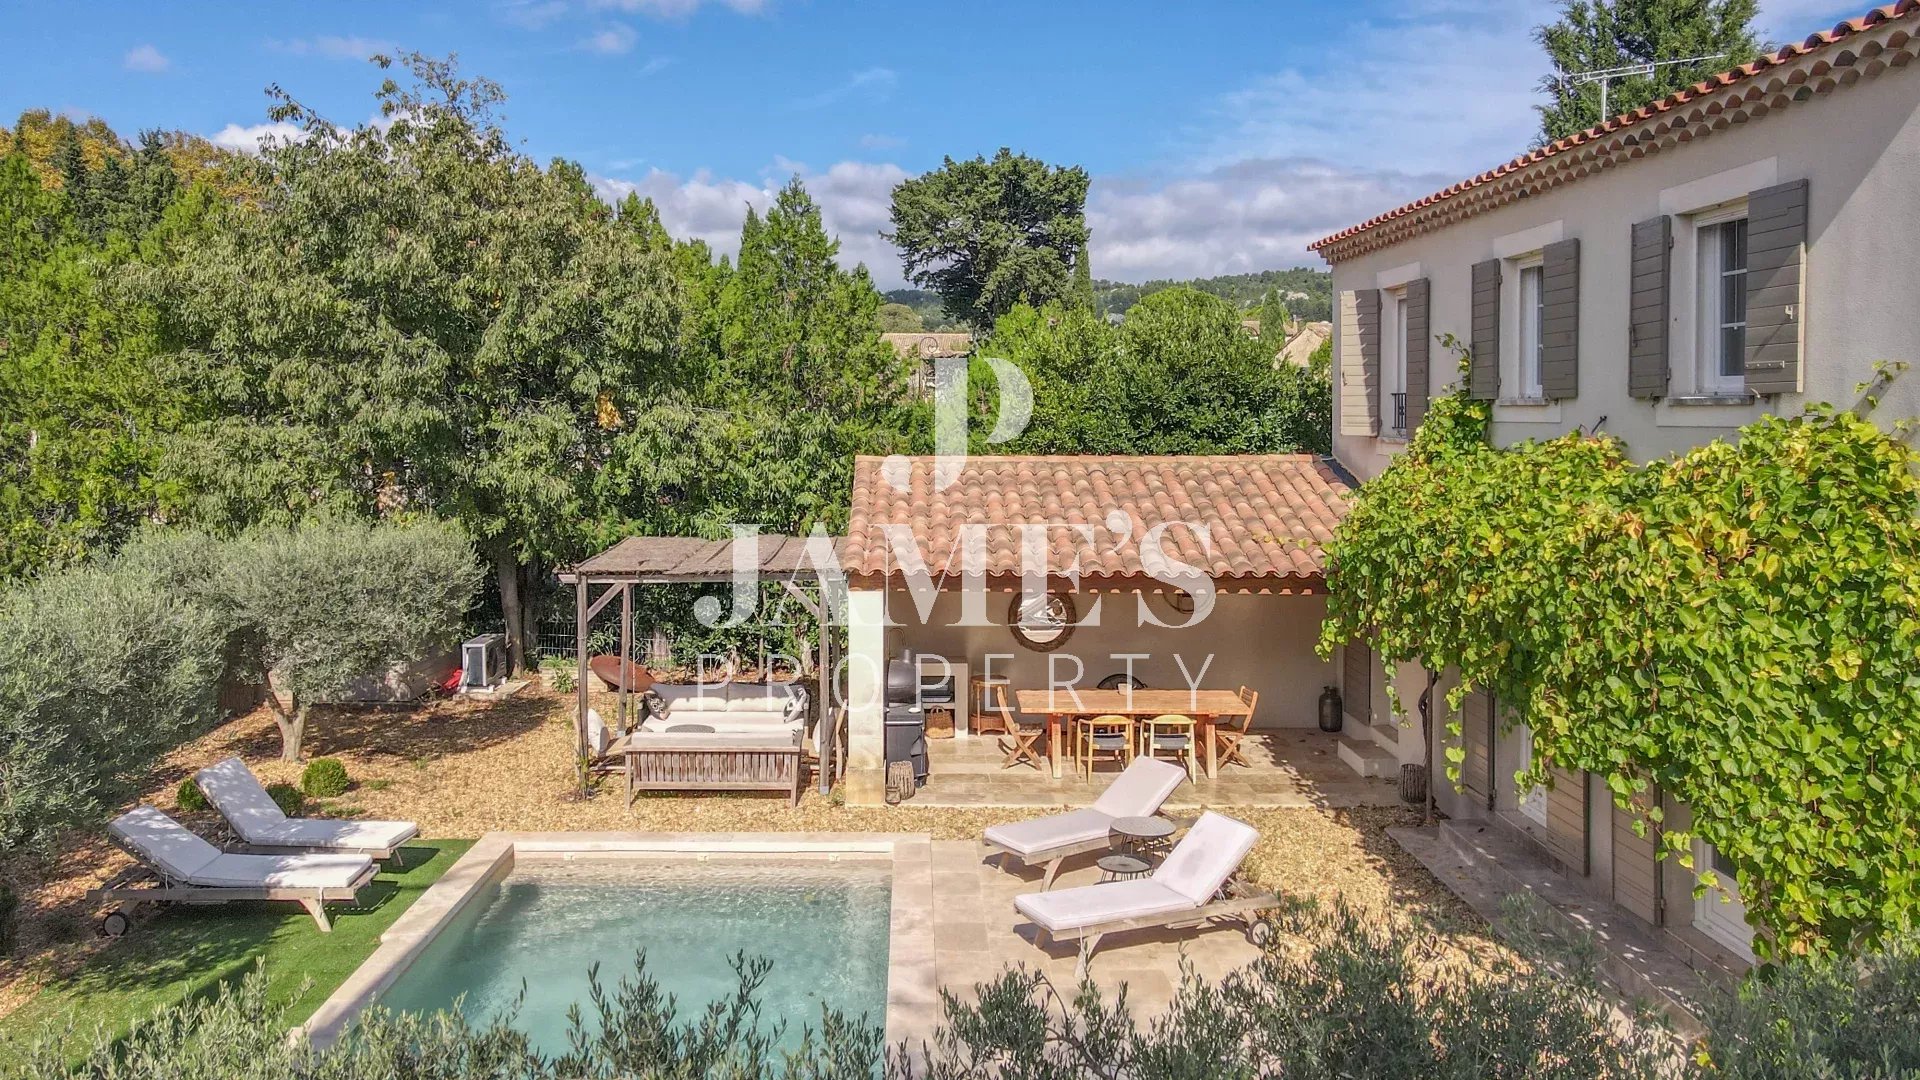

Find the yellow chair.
[
  {"left": 1075, "top": 714, "right": 1133, "bottom": 778},
  {"left": 1141, "top": 713, "right": 1197, "bottom": 779}
]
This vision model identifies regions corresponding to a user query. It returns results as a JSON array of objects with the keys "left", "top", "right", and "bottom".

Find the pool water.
[{"left": 376, "top": 859, "right": 891, "bottom": 1055}]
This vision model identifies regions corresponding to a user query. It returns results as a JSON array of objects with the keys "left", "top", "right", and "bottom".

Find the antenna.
[{"left": 1564, "top": 53, "right": 1726, "bottom": 123}]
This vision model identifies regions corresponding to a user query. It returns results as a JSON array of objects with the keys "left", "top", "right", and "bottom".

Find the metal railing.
[{"left": 1390, "top": 392, "right": 1408, "bottom": 436}]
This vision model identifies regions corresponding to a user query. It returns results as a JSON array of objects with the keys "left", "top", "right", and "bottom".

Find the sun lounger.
[
  {"left": 90, "top": 806, "right": 377, "bottom": 933},
  {"left": 195, "top": 757, "right": 418, "bottom": 863},
  {"left": 1013, "top": 810, "right": 1275, "bottom": 973},
  {"left": 981, "top": 757, "right": 1187, "bottom": 889}
]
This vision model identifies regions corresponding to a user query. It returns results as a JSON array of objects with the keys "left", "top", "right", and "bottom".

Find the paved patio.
[
  {"left": 909, "top": 731, "right": 1402, "bottom": 809},
  {"left": 926, "top": 837, "right": 1263, "bottom": 1017}
]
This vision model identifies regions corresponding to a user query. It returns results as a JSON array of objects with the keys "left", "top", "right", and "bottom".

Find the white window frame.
[
  {"left": 1514, "top": 723, "right": 1548, "bottom": 826},
  {"left": 1496, "top": 251, "right": 1557, "bottom": 420},
  {"left": 1692, "top": 839, "right": 1756, "bottom": 961},
  {"left": 1693, "top": 202, "right": 1750, "bottom": 397},
  {"left": 1380, "top": 286, "right": 1408, "bottom": 438},
  {"left": 1516, "top": 259, "right": 1546, "bottom": 399}
]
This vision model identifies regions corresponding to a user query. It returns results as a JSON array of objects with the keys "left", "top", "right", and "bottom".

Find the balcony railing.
[{"left": 1390, "top": 392, "right": 1408, "bottom": 436}]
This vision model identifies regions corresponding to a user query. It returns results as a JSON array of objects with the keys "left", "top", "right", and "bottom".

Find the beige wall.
[
  {"left": 883, "top": 587, "right": 1337, "bottom": 728},
  {"left": 1330, "top": 61, "right": 1920, "bottom": 479}
]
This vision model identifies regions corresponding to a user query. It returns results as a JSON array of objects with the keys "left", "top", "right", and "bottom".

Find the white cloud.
[
  {"left": 588, "top": 0, "right": 766, "bottom": 17},
  {"left": 268, "top": 35, "right": 397, "bottom": 60},
  {"left": 638, "top": 55, "right": 674, "bottom": 75},
  {"left": 577, "top": 23, "right": 638, "bottom": 53},
  {"left": 209, "top": 121, "right": 308, "bottom": 154},
  {"left": 123, "top": 44, "right": 170, "bottom": 73},
  {"left": 499, "top": 0, "right": 570, "bottom": 28},
  {"left": 786, "top": 68, "right": 896, "bottom": 112}
]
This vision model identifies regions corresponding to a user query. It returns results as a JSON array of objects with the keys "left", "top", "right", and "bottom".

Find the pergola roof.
[{"left": 564, "top": 534, "right": 840, "bottom": 583}]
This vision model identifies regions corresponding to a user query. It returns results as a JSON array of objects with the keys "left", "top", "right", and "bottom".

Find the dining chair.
[
  {"left": 1140, "top": 713, "right": 1196, "bottom": 779},
  {"left": 1214, "top": 686, "right": 1258, "bottom": 769},
  {"left": 982, "top": 682, "right": 1046, "bottom": 771},
  {"left": 1075, "top": 714, "right": 1133, "bottom": 778}
]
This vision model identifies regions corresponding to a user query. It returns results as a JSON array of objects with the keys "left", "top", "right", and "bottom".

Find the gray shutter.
[
  {"left": 1469, "top": 259, "right": 1501, "bottom": 401},
  {"left": 1337, "top": 290, "right": 1382, "bottom": 436},
  {"left": 1540, "top": 238, "right": 1580, "bottom": 400},
  {"left": 1459, "top": 688, "right": 1495, "bottom": 809},
  {"left": 1612, "top": 783, "right": 1662, "bottom": 924},
  {"left": 1746, "top": 179, "right": 1808, "bottom": 394},
  {"left": 1628, "top": 216, "right": 1672, "bottom": 399},
  {"left": 1404, "top": 278, "right": 1431, "bottom": 432},
  {"left": 1342, "top": 640, "right": 1372, "bottom": 725},
  {"left": 1544, "top": 766, "right": 1591, "bottom": 875}
]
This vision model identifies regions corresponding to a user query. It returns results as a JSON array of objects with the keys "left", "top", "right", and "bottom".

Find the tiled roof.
[
  {"left": 1312, "top": 1, "right": 1920, "bottom": 260},
  {"left": 842, "top": 455, "right": 1352, "bottom": 584}
]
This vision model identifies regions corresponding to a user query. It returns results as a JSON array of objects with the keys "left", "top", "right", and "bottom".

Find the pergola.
[{"left": 556, "top": 534, "right": 844, "bottom": 792}]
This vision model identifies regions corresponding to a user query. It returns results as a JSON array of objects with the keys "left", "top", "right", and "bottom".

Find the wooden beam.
[
  {"left": 618, "top": 581, "right": 633, "bottom": 732},
  {"left": 575, "top": 573, "right": 590, "bottom": 774},
  {"left": 584, "top": 581, "right": 622, "bottom": 622}
]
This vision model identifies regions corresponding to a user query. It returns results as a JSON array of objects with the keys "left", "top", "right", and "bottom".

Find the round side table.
[
  {"left": 1096, "top": 853, "right": 1153, "bottom": 882},
  {"left": 1110, "top": 814, "right": 1176, "bottom": 856}
]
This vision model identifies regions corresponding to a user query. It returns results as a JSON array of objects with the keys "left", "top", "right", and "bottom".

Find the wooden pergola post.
[{"left": 574, "top": 572, "right": 589, "bottom": 784}]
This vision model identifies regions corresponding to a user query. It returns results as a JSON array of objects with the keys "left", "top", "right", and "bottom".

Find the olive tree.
[{"left": 214, "top": 518, "right": 481, "bottom": 761}]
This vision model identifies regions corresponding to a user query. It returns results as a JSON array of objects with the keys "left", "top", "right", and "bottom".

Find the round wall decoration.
[{"left": 1008, "top": 591, "right": 1076, "bottom": 652}]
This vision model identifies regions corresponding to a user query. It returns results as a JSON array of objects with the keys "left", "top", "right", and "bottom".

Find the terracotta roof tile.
[
  {"left": 1311, "top": 1, "right": 1920, "bottom": 259},
  {"left": 842, "top": 455, "right": 1352, "bottom": 583}
]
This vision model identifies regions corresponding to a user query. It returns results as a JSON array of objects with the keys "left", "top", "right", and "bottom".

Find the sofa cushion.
[
  {"left": 638, "top": 714, "right": 796, "bottom": 734},
  {"left": 627, "top": 727, "right": 803, "bottom": 749}
]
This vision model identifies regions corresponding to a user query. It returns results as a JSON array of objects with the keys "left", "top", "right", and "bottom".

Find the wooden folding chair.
[
  {"left": 1215, "top": 687, "right": 1258, "bottom": 769},
  {"left": 983, "top": 682, "right": 1046, "bottom": 770}
]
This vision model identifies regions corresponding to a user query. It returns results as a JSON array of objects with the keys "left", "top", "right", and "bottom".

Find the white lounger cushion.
[
  {"left": 1154, "top": 811, "right": 1259, "bottom": 903},
  {"left": 983, "top": 758, "right": 1188, "bottom": 859},
  {"left": 1014, "top": 879, "right": 1195, "bottom": 932},
  {"left": 1090, "top": 758, "right": 1188, "bottom": 818},
  {"left": 1012, "top": 811, "right": 1260, "bottom": 932},
  {"left": 195, "top": 757, "right": 418, "bottom": 852},
  {"left": 983, "top": 809, "right": 1115, "bottom": 858},
  {"left": 109, "top": 806, "right": 374, "bottom": 888}
]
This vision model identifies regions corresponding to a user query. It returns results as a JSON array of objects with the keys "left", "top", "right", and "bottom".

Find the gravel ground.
[{"left": 0, "top": 685, "right": 1482, "bottom": 1021}]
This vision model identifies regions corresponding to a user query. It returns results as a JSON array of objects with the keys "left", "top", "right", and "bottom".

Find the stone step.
[{"left": 1335, "top": 737, "right": 1396, "bottom": 778}]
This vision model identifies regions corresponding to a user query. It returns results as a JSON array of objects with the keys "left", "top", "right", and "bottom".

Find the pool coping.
[{"left": 303, "top": 831, "right": 938, "bottom": 1052}]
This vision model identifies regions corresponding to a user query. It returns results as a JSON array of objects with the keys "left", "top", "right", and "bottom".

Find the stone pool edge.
[{"left": 302, "top": 832, "right": 939, "bottom": 1053}]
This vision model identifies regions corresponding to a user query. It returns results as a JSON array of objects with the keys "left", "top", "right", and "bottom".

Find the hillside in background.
[{"left": 884, "top": 266, "right": 1332, "bottom": 331}]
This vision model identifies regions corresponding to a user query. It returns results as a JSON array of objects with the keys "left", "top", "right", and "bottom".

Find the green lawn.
[{"left": 0, "top": 839, "right": 473, "bottom": 1071}]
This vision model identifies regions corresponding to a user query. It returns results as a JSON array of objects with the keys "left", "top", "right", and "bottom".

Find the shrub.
[
  {"left": 174, "top": 778, "right": 209, "bottom": 812},
  {"left": 0, "top": 530, "right": 233, "bottom": 853},
  {"left": 299, "top": 759, "right": 350, "bottom": 798},
  {"left": 262, "top": 783, "right": 303, "bottom": 817},
  {"left": 543, "top": 659, "right": 576, "bottom": 694}
]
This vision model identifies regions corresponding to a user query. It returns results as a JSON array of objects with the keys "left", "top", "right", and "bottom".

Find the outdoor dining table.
[{"left": 1012, "top": 688, "right": 1255, "bottom": 781}]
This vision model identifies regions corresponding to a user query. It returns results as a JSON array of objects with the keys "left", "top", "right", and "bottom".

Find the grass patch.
[{"left": 0, "top": 839, "right": 472, "bottom": 1070}]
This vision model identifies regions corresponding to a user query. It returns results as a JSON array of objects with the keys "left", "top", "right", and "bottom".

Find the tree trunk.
[
  {"left": 264, "top": 683, "right": 307, "bottom": 761},
  {"left": 1418, "top": 670, "right": 1439, "bottom": 827},
  {"left": 491, "top": 543, "right": 528, "bottom": 675}
]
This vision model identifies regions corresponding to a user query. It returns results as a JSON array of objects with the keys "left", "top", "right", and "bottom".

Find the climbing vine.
[{"left": 1321, "top": 354, "right": 1920, "bottom": 960}]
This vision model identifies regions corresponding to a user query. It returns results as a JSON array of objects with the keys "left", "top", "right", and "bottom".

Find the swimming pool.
[
  {"left": 375, "top": 858, "right": 891, "bottom": 1054},
  {"left": 305, "top": 833, "right": 937, "bottom": 1053}
]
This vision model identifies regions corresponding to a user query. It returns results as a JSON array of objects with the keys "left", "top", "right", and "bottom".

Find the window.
[
  {"left": 1693, "top": 839, "right": 1755, "bottom": 959},
  {"left": 1518, "top": 263, "right": 1545, "bottom": 398},
  {"left": 1382, "top": 289, "right": 1407, "bottom": 435},
  {"left": 1695, "top": 213, "right": 1748, "bottom": 395},
  {"left": 1514, "top": 723, "right": 1548, "bottom": 826}
]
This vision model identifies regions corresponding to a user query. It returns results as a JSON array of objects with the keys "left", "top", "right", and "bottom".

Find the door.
[{"left": 1514, "top": 724, "right": 1548, "bottom": 826}]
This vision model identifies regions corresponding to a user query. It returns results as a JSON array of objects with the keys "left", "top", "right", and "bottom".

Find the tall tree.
[
  {"left": 148, "top": 54, "right": 682, "bottom": 673},
  {"left": 1535, "top": 0, "right": 1763, "bottom": 143},
  {"left": 885, "top": 148, "right": 1090, "bottom": 328}
]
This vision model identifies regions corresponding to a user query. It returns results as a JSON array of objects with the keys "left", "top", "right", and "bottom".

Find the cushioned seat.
[
  {"left": 194, "top": 757, "right": 418, "bottom": 857},
  {"left": 1014, "top": 879, "right": 1194, "bottom": 932},
  {"left": 983, "top": 809, "right": 1115, "bottom": 858}
]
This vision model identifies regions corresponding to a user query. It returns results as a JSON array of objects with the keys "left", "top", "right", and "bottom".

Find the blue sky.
[{"left": 2, "top": 0, "right": 1865, "bottom": 287}]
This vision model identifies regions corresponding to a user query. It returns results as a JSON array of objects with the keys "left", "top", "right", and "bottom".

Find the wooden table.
[{"left": 1013, "top": 689, "right": 1254, "bottom": 780}]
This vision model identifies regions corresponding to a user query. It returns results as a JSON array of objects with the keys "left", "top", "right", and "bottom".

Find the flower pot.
[{"left": 1318, "top": 685, "right": 1343, "bottom": 733}]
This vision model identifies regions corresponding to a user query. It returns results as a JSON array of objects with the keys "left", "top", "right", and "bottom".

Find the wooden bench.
[{"left": 616, "top": 731, "right": 805, "bottom": 807}]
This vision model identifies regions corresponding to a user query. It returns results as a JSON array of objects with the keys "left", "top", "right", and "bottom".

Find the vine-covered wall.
[{"left": 1321, "top": 362, "right": 1920, "bottom": 959}]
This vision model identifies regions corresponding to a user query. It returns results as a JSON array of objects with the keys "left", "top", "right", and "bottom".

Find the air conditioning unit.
[{"left": 461, "top": 634, "right": 509, "bottom": 690}]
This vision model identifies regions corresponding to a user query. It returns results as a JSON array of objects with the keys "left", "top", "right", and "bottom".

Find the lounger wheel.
[
  {"left": 1246, "top": 919, "right": 1274, "bottom": 948},
  {"left": 100, "top": 911, "right": 132, "bottom": 938}
]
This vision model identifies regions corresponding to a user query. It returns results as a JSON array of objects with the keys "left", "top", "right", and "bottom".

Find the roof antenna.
[{"left": 1563, "top": 54, "right": 1726, "bottom": 123}]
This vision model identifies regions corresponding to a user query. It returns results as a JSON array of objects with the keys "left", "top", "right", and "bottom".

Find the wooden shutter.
[
  {"left": 1459, "top": 687, "right": 1496, "bottom": 809},
  {"left": 1338, "top": 290, "right": 1382, "bottom": 435},
  {"left": 1404, "top": 278, "right": 1431, "bottom": 432},
  {"left": 1612, "top": 783, "right": 1663, "bottom": 925},
  {"left": 1539, "top": 238, "right": 1580, "bottom": 400},
  {"left": 1342, "top": 640, "right": 1372, "bottom": 725},
  {"left": 1628, "top": 216, "right": 1672, "bottom": 399},
  {"left": 1746, "top": 179, "right": 1808, "bottom": 395},
  {"left": 1469, "top": 259, "right": 1501, "bottom": 401},
  {"left": 1543, "top": 766, "right": 1591, "bottom": 875}
]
